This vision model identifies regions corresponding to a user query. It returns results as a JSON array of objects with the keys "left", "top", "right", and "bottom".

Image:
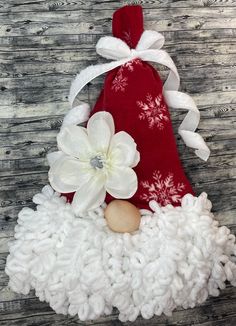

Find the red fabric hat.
[
  {"left": 65, "top": 5, "right": 210, "bottom": 210},
  {"left": 90, "top": 5, "right": 194, "bottom": 209}
]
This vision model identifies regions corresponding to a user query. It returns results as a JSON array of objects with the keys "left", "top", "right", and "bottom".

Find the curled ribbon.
[{"left": 68, "top": 30, "right": 210, "bottom": 161}]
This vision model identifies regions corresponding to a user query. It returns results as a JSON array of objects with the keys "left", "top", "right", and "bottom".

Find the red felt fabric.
[
  {"left": 112, "top": 5, "right": 144, "bottom": 48},
  {"left": 63, "top": 5, "right": 194, "bottom": 209}
]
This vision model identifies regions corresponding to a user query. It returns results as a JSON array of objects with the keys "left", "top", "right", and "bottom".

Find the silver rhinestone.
[{"left": 90, "top": 156, "right": 103, "bottom": 169}]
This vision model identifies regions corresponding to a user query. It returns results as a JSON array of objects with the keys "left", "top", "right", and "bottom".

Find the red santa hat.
[{"left": 64, "top": 4, "right": 209, "bottom": 211}]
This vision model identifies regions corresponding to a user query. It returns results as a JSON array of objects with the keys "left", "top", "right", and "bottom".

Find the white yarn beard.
[{"left": 5, "top": 186, "right": 236, "bottom": 322}]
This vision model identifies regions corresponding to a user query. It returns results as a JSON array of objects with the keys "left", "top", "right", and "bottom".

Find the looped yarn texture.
[{"left": 6, "top": 186, "right": 236, "bottom": 322}]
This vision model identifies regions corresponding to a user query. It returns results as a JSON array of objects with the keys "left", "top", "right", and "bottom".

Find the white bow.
[{"left": 68, "top": 30, "right": 210, "bottom": 161}]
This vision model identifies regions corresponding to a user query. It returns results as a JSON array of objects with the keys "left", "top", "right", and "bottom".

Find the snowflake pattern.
[
  {"left": 111, "top": 72, "right": 128, "bottom": 92},
  {"left": 140, "top": 170, "right": 185, "bottom": 206},
  {"left": 111, "top": 59, "right": 143, "bottom": 92},
  {"left": 137, "top": 93, "right": 169, "bottom": 129},
  {"left": 123, "top": 58, "right": 143, "bottom": 72},
  {"left": 123, "top": 31, "right": 132, "bottom": 48}
]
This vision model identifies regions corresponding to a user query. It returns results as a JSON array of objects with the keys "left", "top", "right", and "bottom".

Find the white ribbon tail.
[
  {"left": 69, "top": 59, "right": 128, "bottom": 108},
  {"left": 61, "top": 103, "right": 91, "bottom": 128},
  {"left": 164, "top": 90, "right": 210, "bottom": 161},
  {"left": 179, "top": 130, "right": 210, "bottom": 161}
]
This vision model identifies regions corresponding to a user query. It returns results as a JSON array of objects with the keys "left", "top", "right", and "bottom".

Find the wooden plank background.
[{"left": 0, "top": 0, "right": 236, "bottom": 325}]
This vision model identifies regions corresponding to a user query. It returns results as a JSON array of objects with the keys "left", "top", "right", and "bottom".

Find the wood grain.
[
  {"left": 1, "top": 7, "right": 236, "bottom": 37},
  {"left": 0, "top": 0, "right": 236, "bottom": 325}
]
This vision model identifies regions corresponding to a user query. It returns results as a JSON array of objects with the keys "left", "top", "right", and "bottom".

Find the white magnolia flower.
[{"left": 48, "top": 111, "right": 140, "bottom": 214}]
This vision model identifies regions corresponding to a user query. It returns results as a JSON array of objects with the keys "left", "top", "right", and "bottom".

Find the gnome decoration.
[{"left": 5, "top": 5, "right": 236, "bottom": 323}]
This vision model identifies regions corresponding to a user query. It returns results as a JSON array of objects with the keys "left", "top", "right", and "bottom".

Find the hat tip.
[{"left": 112, "top": 2, "right": 144, "bottom": 48}]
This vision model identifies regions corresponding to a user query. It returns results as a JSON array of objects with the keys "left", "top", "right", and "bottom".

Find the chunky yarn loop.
[{"left": 6, "top": 186, "right": 236, "bottom": 322}]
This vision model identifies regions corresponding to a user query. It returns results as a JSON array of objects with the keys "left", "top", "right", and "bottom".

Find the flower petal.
[
  {"left": 72, "top": 174, "right": 106, "bottom": 214},
  {"left": 105, "top": 166, "right": 138, "bottom": 198},
  {"left": 132, "top": 151, "right": 141, "bottom": 168},
  {"left": 47, "top": 151, "right": 65, "bottom": 166},
  {"left": 57, "top": 125, "right": 92, "bottom": 159},
  {"left": 87, "top": 111, "right": 115, "bottom": 153},
  {"left": 49, "top": 156, "right": 92, "bottom": 193},
  {"left": 109, "top": 131, "right": 140, "bottom": 167}
]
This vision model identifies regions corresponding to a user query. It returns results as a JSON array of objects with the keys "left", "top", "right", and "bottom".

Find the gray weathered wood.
[
  {"left": 0, "top": 0, "right": 236, "bottom": 325},
  {"left": 1, "top": 0, "right": 236, "bottom": 13}
]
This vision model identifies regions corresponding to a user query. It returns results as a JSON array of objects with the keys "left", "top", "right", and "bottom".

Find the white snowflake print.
[
  {"left": 137, "top": 93, "right": 169, "bottom": 129},
  {"left": 123, "top": 31, "right": 132, "bottom": 47},
  {"left": 140, "top": 170, "right": 185, "bottom": 206},
  {"left": 111, "top": 71, "right": 128, "bottom": 92},
  {"left": 123, "top": 58, "right": 143, "bottom": 72},
  {"left": 111, "top": 59, "right": 143, "bottom": 92}
]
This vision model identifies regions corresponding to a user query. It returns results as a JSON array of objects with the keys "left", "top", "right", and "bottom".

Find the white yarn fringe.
[{"left": 5, "top": 186, "right": 236, "bottom": 322}]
